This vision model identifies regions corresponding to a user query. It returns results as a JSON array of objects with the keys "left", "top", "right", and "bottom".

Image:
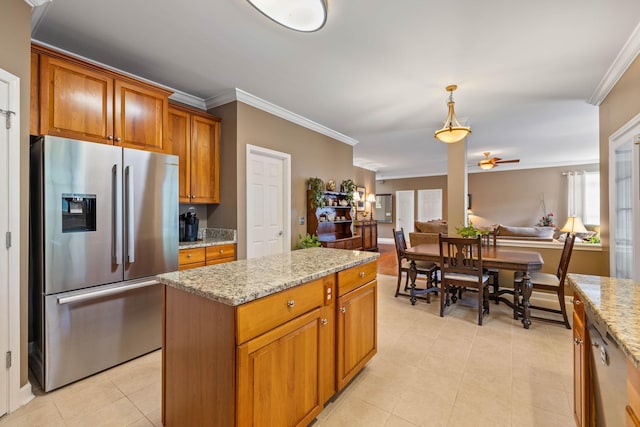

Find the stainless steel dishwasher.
[{"left": 585, "top": 302, "right": 628, "bottom": 426}]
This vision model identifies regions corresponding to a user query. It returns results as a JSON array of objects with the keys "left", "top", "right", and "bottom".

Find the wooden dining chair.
[
  {"left": 392, "top": 228, "right": 439, "bottom": 303},
  {"left": 514, "top": 233, "right": 576, "bottom": 329},
  {"left": 481, "top": 231, "right": 500, "bottom": 303},
  {"left": 439, "top": 234, "right": 490, "bottom": 325}
]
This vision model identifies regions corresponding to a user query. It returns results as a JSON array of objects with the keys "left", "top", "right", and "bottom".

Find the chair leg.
[
  {"left": 478, "top": 286, "right": 483, "bottom": 326},
  {"left": 491, "top": 271, "right": 499, "bottom": 304},
  {"left": 558, "top": 291, "right": 571, "bottom": 329},
  {"left": 440, "top": 283, "right": 447, "bottom": 317},
  {"left": 395, "top": 271, "right": 402, "bottom": 297}
]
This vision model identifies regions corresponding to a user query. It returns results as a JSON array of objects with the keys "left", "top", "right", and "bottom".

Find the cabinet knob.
[
  {"left": 320, "top": 319, "right": 328, "bottom": 325},
  {"left": 115, "top": 137, "right": 121, "bottom": 142},
  {"left": 107, "top": 135, "right": 113, "bottom": 141},
  {"left": 574, "top": 338, "right": 583, "bottom": 345},
  {"left": 187, "top": 254, "right": 192, "bottom": 258},
  {"left": 573, "top": 299, "right": 581, "bottom": 306},
  {"left": 340, "top": 307, "right": 346, "bottom": 313},
  {"left": 287, "top": 300, "right": 295, "bottom": 308},
  {"left": 359, "top": 271, "right": 365, "bottom": 278},
  {"left": 219, "top": 249, "right": 224, "bottom": 254},
  {"left": 191, "top": 195, "right": 196, "bottom": 199}
]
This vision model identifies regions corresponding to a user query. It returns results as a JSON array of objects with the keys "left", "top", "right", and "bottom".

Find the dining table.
[{"left": 403, "top": 243, "right": 544, "bottom": 329}]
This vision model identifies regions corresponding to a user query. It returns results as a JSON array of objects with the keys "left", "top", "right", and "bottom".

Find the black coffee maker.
[{"left": 179, "top": 207, "right": 199, "bottom": 242}]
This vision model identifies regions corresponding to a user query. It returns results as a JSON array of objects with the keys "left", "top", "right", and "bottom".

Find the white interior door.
[
  {"left": 246, "top": 145, "right": 291, "bottom": 259},
  {"left": 609, "top": 115, "right": 640, "bottom": 280},
  {"left": 395, "top": 190, "right": 414, "bottom": 241},
  {"left": 0, "top": 68, "right": 23, "bottom": 415}
]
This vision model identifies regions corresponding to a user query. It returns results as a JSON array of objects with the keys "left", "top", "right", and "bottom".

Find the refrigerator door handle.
[
  {"left": 57, "top": 280, "right": 159, "bottom": 305},
  {"left": 126, "top": 165, "right": 135, "bottom": 263},
  {"left": 113, "top": 164, "right": 122, "bottom": 266}
]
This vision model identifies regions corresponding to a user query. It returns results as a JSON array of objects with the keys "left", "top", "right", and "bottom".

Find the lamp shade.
[
  {"left": 247, "top": 0, "right": 327, "bottom": 32},
  {"left": 561, "top": 216, "right": 588, "bottom": 234},
  {"left": 367, "top": 194, "right": 376, "bottom": 203},
  {"left": 352, "top": 191, "right": 361, "bottom": 202}
]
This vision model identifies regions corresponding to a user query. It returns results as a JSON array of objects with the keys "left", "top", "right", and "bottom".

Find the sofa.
[
  {"left": 408, "top": 221, "right": 557, "bottom": 247},
  {"left": 408, "top": 220, "right": 448, "bottom": 246},
  {"left": 493, "top": 224, "right": 556, "bottom": 242}
]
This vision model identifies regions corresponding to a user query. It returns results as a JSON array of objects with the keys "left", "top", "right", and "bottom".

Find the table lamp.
[
  {"left": 561, "top": 216, "right": 587, "bottom": 235},
  {"left": 367, "top": 194, "right": 376, "bottom": 220}
]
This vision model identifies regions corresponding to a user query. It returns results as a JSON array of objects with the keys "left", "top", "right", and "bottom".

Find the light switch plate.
[{"left": 299, "top": 217, "right": 305, "bottom": 225}]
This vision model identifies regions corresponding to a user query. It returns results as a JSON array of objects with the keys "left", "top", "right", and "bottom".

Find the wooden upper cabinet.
[
  {"left": 114, "top": 80, "right": 167, "bottom": 152},
  {"left": 33, "top": 45, "right": 170, "bottom": 150},
  {"left": 166, "top": 104, "right": 221, "bottom": 204},
  {"left": 166, "top": 107, "right": 191, "bottom": 202},
  {"left": 30, "top": 52, "right": 40, "bottom": 135},
  {"left": 190, "top": 114, "right": 220, "bottom": 203},
  {"left": 39, "top": 55, "right": 113, "bottom": 143}
]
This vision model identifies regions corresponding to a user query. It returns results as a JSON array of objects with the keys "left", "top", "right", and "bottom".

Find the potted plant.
[
  {"left": 341, "top": 179, "right": 356, "bottom": 204},
  {"left": 307, "top": 177, "right": 326, "bottom": 209},
  {"left": 455, "top": 221, "right": 487, "bottom": 238},
  {"left": 296, "top": 233, "right": 321, "bottom": 249}
]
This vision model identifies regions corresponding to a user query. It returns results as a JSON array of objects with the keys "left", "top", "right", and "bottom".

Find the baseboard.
[{"left": 10, "top": 382, "right": 34, "bottom": 413}]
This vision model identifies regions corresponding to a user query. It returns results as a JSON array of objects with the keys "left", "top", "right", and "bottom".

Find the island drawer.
[
  {"left": 179, "top": 247, "right": 206, "bottom": 265},
  {"left": 337, "top": 261, "right": 377, "bottom": 296},
  {"left": 236, "top": 278, "right": 325, "bottom": 344},
  {"left": 206, "top": 244, "right": 235, "bottom": 262}
]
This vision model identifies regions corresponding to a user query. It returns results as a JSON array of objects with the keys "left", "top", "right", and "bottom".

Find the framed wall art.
[{"left": 356, "top": 186, "right": 366, "bottom": 211}]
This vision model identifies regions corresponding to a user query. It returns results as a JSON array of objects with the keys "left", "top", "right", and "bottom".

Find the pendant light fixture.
[
  {"left": 247, "top": 0, "right": 328, "bottom": 32},
  {"left": 434, "top": 85, "right": 471, "bottom": 143}
]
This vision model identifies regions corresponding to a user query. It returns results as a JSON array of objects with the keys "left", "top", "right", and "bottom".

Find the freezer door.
[
  {"left": 41, "top": 137, "right": 123, "bottom": 294},
  {"left": 123, "top": 148, "right": 178, "bottom": 280},
  {"left": 37, "top": 280, "right": 162, "bottom": 391}
]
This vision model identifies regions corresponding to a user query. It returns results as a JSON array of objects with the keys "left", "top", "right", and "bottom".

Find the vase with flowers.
[{"left": 536, "top": 212, "right": 555, "bottom": 227}]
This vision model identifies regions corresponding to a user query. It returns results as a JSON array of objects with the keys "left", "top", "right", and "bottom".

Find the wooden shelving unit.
[{"left": 307, "top": 190, "right": 362, "bottom": 250}]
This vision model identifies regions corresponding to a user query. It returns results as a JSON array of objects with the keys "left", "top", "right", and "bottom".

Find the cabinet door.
[
  {"left": 573, "top": 311, "right": 587, "bottom": 427},
  {"left": 337, "top": 279, "right": 377, "bottom": 390},
  {"left": 237, "top": 308, "right": 323, "bottom": 427},
  {"left": 166, "top": 107, "right": 191, "bottom": 202},
  {"left": 39, "top": 56, "right": 113, "bottom": 143},
  {"left": 190, "top": 114, "right": 220, "bottom": 203},
  {"left": 114, "top": 80, "right": 167, "bottom": 152}
]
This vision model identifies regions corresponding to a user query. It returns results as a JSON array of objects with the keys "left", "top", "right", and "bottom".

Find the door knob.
[{"left": 278, "top": 231, "right": 283, "bottom": 236}]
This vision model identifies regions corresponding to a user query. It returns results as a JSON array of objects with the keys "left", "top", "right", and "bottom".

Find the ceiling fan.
[{"left": 477, "top": 152, "right": 520, "bottom": 170}]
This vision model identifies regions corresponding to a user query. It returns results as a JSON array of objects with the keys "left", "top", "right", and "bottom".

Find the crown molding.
[
  {"left": 588, "top": 21, "right": 640, "bottom": 105},
  {"left": 27, "top": 0, "right": 53, "bottom": 35},
  {"left": 168, "top": 91, "right": 206, "bottom": 110},
  {"left": 206, "top": 88, "right": 358, "bottom": 146},
  {"left": 24, "top": 0, "right": 52, "bottom": 6}
]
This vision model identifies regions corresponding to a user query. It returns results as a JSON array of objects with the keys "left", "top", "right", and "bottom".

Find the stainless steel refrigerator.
[{"left": 29, "top": 135, "right": 178, "bottom": 391}]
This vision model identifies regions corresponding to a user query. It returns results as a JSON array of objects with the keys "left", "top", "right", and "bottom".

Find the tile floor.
[{"left": 0, "top": 274, "right": 575, "bottom": 426}]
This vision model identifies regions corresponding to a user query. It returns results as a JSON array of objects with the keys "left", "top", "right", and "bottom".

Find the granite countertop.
[
  {"left": 157, "top": 248, "right": 380, "bottom": 306},
  {"left": 568, "top": 273, "right": 640, "bottom": 369},
  {"left": 179, "top": 228, "right": 237, "bottom": 249}
]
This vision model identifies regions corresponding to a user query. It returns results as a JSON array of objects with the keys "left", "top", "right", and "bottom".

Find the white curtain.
[{"left": 566, "top": 171, "right": 600, "bottom": 225}]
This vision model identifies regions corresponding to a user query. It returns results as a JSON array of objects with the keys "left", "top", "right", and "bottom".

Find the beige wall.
[
  {"left": 353, "top": 166, "right": 376, "bottom": 220},
  {"left": 209, "top": 101, "right": 356, "bottom": 258},
  {"left": 1, "top": 0, "right": 32, "bottom": 387},
  {"left": 598, "top": 54, "right": 640, "bottom": 275}
]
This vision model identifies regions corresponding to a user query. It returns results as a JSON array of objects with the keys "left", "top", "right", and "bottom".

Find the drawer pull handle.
[
  {"left": 574, "top": 338, "right": 583, "bottom": 345},
  {"left": 359, "top": 272, "right": 365, "bottom": 277},
  {"left": 320, "top": 319, "right": 328, "bottom": 325},
  {"left": 187, "top": 254, "right": 192, "bottom": 258},
  {"left": 287, "top": 300, "right": 295, "bottom": 308},
  {"left": 340, "top": 307, "right": 346, "bottom": 313}
]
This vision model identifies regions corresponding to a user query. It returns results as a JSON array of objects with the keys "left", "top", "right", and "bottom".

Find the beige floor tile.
[
  {"left": 0, "top": 274, "right": 576, "bottom": 427},
  {"left": 63, "top": 396, "right": 145, "bottom": 427}
]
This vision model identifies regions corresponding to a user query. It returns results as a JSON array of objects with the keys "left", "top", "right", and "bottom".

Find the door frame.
[
  {"left": 0, "top": 68, "right": 30, "bottom": 414},
  {"left": 608, "top": 111, "right": 640, "bottom": 279},
  {"left": 246, "top": 144, "right": 291, "bottom": 258}
]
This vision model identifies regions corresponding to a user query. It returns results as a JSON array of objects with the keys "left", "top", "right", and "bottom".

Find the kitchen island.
[
  {"left": 568, "top": 274, "right": 640, "bottom": 426},
  {"left": 156, "top": 247, "right": 379, "bottom": 427}
]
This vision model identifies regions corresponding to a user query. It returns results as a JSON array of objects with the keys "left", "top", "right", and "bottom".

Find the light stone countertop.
[
  {"left": 157, "top": 247, "right": 380, "bottom": 306},
  {"left": 179, "top": 228, "right": 237, "bottom": 249},
  {"left": 568, "top": 273, "right": 640, "bottom": 369}
]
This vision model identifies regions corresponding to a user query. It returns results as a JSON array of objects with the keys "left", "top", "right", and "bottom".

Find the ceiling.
[{"left": 31, "top": 0, "right": 640, "bottom": 179}]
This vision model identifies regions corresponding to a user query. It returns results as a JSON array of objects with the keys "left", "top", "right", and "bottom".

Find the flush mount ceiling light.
[
  {"left": 247, "top": 0, "right": 328, "bottom": 32},
  {"left": 434, "top": 85, "right": 471, "bottom": 143}
]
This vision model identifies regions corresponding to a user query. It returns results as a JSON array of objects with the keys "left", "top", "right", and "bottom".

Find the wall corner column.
[{"left": 447, "top": 140, "right": 468, "bottom": 235}]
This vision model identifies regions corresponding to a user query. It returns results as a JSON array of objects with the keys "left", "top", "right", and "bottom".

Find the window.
[
  {"left": 417, "top": 189, "right": 442, "bottom": 221},
  {"left": 567, "top": 171, "right": 600, "bottom": 225}
]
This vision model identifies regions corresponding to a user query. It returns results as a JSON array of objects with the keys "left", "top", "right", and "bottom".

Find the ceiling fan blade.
[{"left": 495, "top": 159, "right": 520, "bottom": 164}]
